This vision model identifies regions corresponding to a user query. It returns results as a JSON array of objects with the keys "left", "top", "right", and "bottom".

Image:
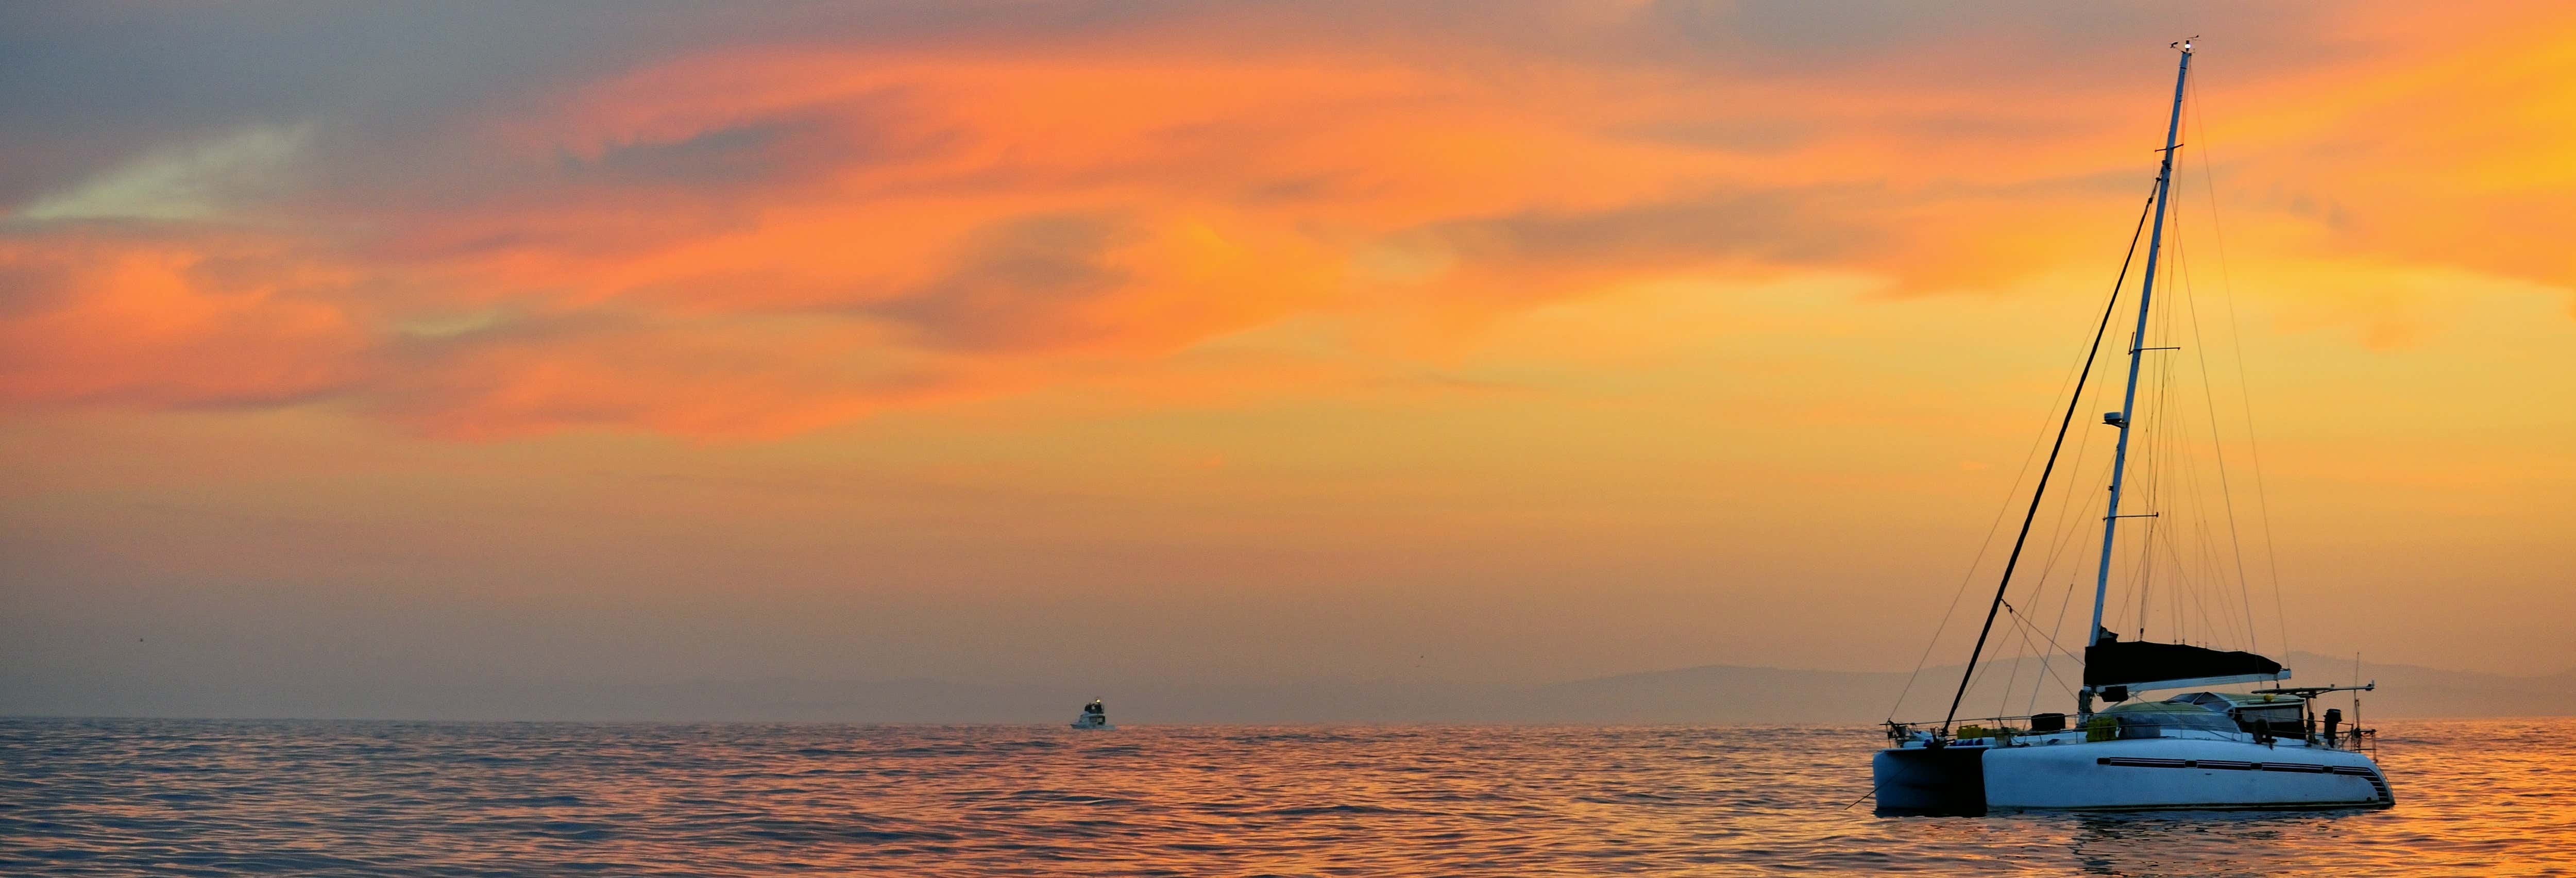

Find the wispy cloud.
[{"left": 19, "top": 124, "right": 312, "bottom": 221}]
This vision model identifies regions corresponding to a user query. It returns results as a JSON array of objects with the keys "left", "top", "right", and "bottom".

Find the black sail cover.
[{"left": 2082, "top": 630, "right": 2282, "bottom": 687}]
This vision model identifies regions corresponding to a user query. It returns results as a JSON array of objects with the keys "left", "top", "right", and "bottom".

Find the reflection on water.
[{"left": 1, "top": 718, "right": 2567, "bottom": 875}]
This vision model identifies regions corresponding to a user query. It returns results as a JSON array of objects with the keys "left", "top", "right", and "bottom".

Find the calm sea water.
[{"left": 3, "top": 717, "right": 2570, "bottom": 875}]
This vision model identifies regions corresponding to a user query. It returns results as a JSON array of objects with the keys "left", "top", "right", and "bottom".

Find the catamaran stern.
[{"left": 1873, "top": 745, "right": 1987, "bottom": 815}]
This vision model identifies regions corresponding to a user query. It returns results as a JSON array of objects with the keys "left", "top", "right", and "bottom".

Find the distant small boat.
[{"left": 1071, "top": 699, "right": 1114, "bottom": 730}]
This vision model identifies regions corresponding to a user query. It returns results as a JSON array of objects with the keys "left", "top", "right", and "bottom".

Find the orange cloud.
[
  {"left": 0, "top": 226, "right": 368, "bottom": 407},
  {"left": 5, "top": 1, "right": 2569, "bottom": 438}
]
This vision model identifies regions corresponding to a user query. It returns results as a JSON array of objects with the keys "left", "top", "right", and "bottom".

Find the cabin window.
[
  {"left": 2233, "top": 704, "right": 2303, "bottom": 736},
  {"left": 2103, "top": 705, "right": 2240, "bottom": 738}
]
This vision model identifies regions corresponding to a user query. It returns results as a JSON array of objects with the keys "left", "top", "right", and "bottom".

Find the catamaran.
[{"left": 1872, "top": 40, "right": 2392, "bottom": 814}]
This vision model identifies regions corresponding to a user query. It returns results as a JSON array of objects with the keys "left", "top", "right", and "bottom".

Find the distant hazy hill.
[{"left": 7, "top": 652, "right": 2567, "bottom": 722}]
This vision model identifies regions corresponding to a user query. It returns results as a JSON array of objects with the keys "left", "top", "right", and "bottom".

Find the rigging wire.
[
  {"left": 2114, "top": 79, "right": 2265, "bottom": 657},
  {"left": 1886, "top": 364, "right": 2083, "bottom": 720},
  {"left": 2007, "top": 365, "right": 2120, "bottom": 710},
  {"left": 2155, "top": 221, "right": 2208, "bottom": 646},
  {"left": 2188, "top": 65, "right": 2294, "bottom": 661},
  {"left": 2030, "top": 446, "right": 2115, "bottom": 604},
  {"left": 2164, "top": 125, "right": 2267, "bottom": 649},
  {"left": 1937, "top": 183, "right": 2160, "bottom": 735},
  {"left": 2029, "top": 579, "right": 2080, "bottom": 716},
  {"left": 1993, "top": 614, "right": 2024, "bottom": 720},
  {"left": 2172, "top": 205, "right": 2263, "bottom": 653},
  {"left": 1958, "top": 422, "right": 2102, "bottom": 705},
  {"left": 1988, "top": 397, "right": 2117, "bottom": 715},
  {"left": 2123, "top": 228, "right": 2181, "bottom": 641},
  {"left": 1886, "top": 181, "right": 2160, "bottom": 722},
  {"left": 1962, "top": 591, "right": 2088, "bottom": 722},
  {"left": 1999, "top": 600, "right": 2082, "bottom": 695},
  {"left": 2002, "top": 599, "right": 2085, "bottom": 666}
]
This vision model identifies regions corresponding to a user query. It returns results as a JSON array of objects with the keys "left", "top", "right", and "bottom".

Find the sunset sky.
[{"left": 5, "top": 2, "right": 2571, "bottom": 714}]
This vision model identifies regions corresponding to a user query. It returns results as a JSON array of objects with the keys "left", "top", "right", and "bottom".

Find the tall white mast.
[{"left": 2087, "top": 41, "right": 2194, "bottom": 677}]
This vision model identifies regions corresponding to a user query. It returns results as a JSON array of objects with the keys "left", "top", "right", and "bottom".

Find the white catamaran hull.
[{"left": 1876, "top": 739, "right": 2390, "bottom": 813}]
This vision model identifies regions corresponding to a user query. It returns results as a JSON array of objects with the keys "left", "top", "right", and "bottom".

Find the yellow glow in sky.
[{"left": 2, "top": 2, "right": 2570, "bottom": 707}]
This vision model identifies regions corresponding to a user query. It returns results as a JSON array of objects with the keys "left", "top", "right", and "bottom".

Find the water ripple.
[{"left": 1, "top": 718, "right": 2569, "bottom": 875}]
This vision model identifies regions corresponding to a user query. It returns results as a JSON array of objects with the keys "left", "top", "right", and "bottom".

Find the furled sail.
[{"left": 2083, "top": 630, "right": 2284, "bottom": 691}]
